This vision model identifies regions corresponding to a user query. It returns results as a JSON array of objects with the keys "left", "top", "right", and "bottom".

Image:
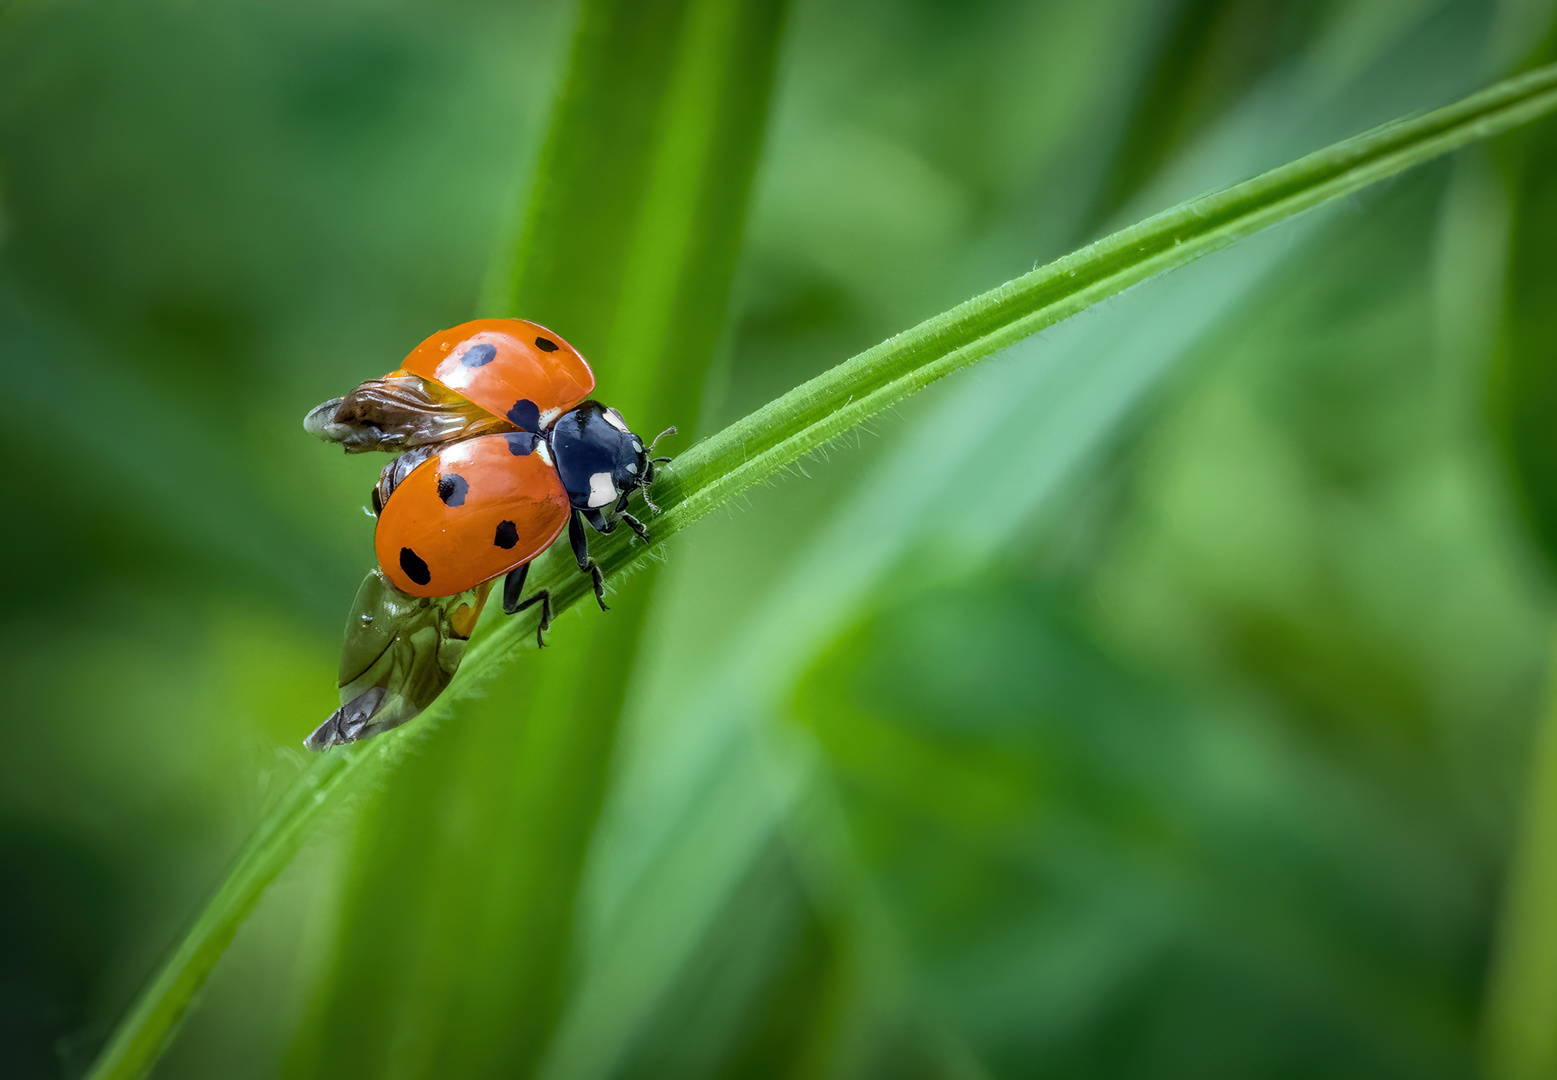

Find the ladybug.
[{"left": 306, "top": 318, "right": 674, "bottom": 646}]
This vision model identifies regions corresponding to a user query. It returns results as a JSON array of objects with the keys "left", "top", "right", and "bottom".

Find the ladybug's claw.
[
  {"left": 621, "top": 511, "right": 652, "bottom": 545},
  {"left": 568, "top": 510, "right": 611, "bottom": 611},
  {"left": 535, "top": 600, "right": 551, "bottom": 648},
  {"left": 514, "top": 588, "right": 552, "bottom": 648},
  {"left": 588, "top": 562, "right": 610, "bottom": 611}
]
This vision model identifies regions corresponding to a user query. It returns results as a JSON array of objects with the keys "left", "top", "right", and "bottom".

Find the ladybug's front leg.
[
  {"left": 618, "top": 512, "right": 651, "bottom": 545},
  {"left": 570, "top": 510, "right": 610, "bottom": 611},
  {"left": 502, "top": 561, "right": 552, "bottom": 649}
]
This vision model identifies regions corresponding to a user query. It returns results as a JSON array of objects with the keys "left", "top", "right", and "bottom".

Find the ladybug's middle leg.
[
  {"left": 570, "top": 510, "right": 610, "bottom": 612},
  {"left": 502, "top": 562, "right": 552, "bottom": 649}
]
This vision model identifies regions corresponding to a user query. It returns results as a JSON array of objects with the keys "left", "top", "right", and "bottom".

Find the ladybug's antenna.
[{"left": 647, "top": 426, "right": 677, "bottom": 454}]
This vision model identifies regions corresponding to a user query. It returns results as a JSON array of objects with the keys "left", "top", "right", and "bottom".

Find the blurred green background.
[{"left": 5, "top": 0, "right": 1557, "bottom": 1077}]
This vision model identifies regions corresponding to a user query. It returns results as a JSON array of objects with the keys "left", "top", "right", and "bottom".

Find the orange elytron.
[
  {"left": 375, "top": 432, "right": 572, "bottom": 598},
  {"left": 397, "top": 318, "right": 595, "bottom": 433}
]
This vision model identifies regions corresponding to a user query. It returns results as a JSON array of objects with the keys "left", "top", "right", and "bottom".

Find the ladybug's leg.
[
  {"left": 570, "top": 511, "right": 610, "bottom": 612},
  {"left": 502, "top": 562, "right": 552, "bottom": 648},
  {"left": 619, "top": 511, "right": 651, "bottom": 545}
]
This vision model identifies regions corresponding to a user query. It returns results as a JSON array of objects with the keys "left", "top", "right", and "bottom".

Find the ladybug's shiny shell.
[
  {"left": 397, "top": 318, "right": 595, "bottom": 432},
  {"left": 375, "top": 432, "right": 571, "bottom": 597}
]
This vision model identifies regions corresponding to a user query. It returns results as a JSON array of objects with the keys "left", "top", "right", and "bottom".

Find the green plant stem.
[{"left": 85, "top": 59, "right": 1557, "bottom": 1080}]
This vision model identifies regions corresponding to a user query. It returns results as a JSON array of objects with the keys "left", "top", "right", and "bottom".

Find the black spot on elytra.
[
  {"left": 437, "top": 473, "right": 468, "bottom": 506},
  {"left": 507, "top": 398, "right": 540, "bottom": 431},
  {"left": 505, "top": 433, "right": 537, "bottom": 456},
  {"left": 400, "top": 547, "right": 431, "bottom": 586},
  {"left": 534, "top": 336, "right": 558, "bottom": 352},
  {"left": 461, "top": 343, "right": 497, "bottom": 367},
  {"left": 494, "top": 520, "right": 519, "bottom": 549}
]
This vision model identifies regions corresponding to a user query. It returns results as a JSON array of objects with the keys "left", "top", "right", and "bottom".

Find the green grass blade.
[
  {"left": 285, "top": 0, "right": 789, "bottom": 1078},
  {"left": 84, "top": 58, "right": 1557, "bottom": 1080}
]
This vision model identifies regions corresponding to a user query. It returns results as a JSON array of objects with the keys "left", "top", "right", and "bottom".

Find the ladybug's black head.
[{"left": 549, "top": 401, "right": 672, "bottom": 514}]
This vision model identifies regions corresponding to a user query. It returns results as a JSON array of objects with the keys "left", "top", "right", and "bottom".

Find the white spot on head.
[
  {"left": 533, "top": 439, "right": 554, "bottom": 466},
  {"left": 587, "top": 471, "right": 618, "bottom": 507},
  {"left": 603, "top": 408, "right": 630, "bottom": 434},
  {"left": 625, "top": 461, "right": 639, "bottom": 475},
  {"left": 540, "top": 407, "right": 561, "bottom": 427}
]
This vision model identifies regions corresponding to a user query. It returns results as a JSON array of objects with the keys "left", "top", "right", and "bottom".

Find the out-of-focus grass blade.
[
  {"left": 283, "top": 2, "right": 789, "bottom": 1079},
  {"left": 83, "top": 57, "right": 1557, "bottom": 1080}
]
